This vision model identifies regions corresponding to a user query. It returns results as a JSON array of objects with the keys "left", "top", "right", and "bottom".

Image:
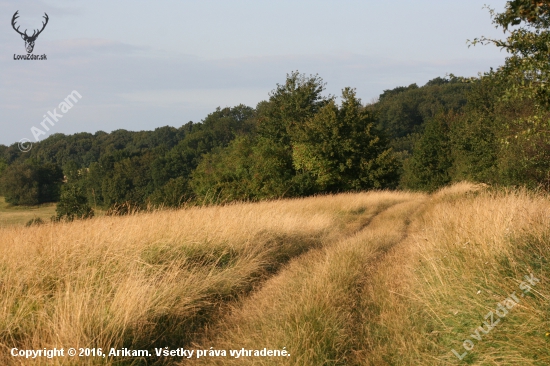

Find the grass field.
[
  {"left": 0, "top": 196, "right": 57, "bottom": 228},
  {"left": 1, "top": 184, "right": 549, "bottom": 365}
]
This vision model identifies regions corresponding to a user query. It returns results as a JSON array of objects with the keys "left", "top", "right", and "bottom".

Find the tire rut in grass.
[
  {"left": 181, "top": 197, "right": 425, "bottom": 366},
  {"left": 137, "top": 198, "right": 407, "bottom": 366},
  {"left": 101, "top": 199, "right": 421, "bottom": 366}
]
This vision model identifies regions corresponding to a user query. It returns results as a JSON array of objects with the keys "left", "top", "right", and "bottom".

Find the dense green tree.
[
  {"left": 0, "top": 164, "right": 38, "bottom": 205},
  {"left": 293, "top": 88, "right": 399, "bottom": 191},
  {"left": 0, "top": 71, "right": 500, "bottom": 203},
  {"left": 3, "top": 143, "right": 24, "bottom": 164},
  {"left": 191, "top": 136, "right": 295, "bottom": 202},
  {"left": 156, "top": 105, "right": 255, "bottom": 187},
  {"left": 372, "top": 78, "right": 470, "bottom": 143},
  {"left": 0, "top": 146, "right": 7, "bottom": 170},
  {"left": 0, "top": 162, "right": 62, "bottom": 205},
  {"left": 472, "top": 0, "right": 550, "bottom": 106},
  {"left": 0, "top": 105, "right": 256, "bottom": 209},
  {"left": 101, "top": 152, "right": 156, "bottom": 207},
  {"left": 55, "top": 184, "right": 94, "bottom": 221},
  {"left": 63, "top": 161, "right": 82, "bottom": 183},
  {"left": 460, "top": 0, "right": 550, "bottom": 189},
  {"left": 401, "top": 113, "right": 454, "bottom": 191},
  {"left": 257, "top": 71, "right": 329, "bottom": 146},
  {"left": 148, "top": 177, "right": 191, "bottom": 207},
  {"left": 80, "top": 161, "right": 106, "bottom": 207},
  {"left": 0, "top": 159, "right": 7, "bottom": 179},
  {"left": 192, "top": 75, "right": 399, "bottom": 201}
]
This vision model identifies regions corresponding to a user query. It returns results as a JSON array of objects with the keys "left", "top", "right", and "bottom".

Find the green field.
[{"left": 0, "top": 196, "right": 57, "bottom": 227}]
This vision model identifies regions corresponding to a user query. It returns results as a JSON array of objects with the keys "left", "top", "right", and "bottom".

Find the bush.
[{"left": 55, "top": 185, "right": 94, "bottom": 221}]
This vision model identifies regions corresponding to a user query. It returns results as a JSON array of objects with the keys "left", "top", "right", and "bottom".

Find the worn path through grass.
[
  {"left": 0, "top": 192, "right": 408, "bottom": 366},
  {"left": 186, "top": 192, "right": 426, "bottom": 365}
]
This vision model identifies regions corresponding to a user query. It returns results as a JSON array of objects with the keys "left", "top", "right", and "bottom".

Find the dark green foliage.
[
  {"left": 0, "top": 159, "right": 7, "bottom": 182},
  {"left": 0, "top": 105, "right": 256, "bottom": 209},
  {"left": 494, "top": 0, "right": 550, "bottom": 29},
  {"left": 157, "top": 105, "right": 255, "bottom": 187},
  {"left": 0, "top": 162, "right": 62, "bottom": 205},
  {"left": 495, "top": 108, "right": 550, "bottom": 189},
  {"left": 450, "top": 0, "right": 550, "bottom": 190},
  {"left": 3, "top": 127, "right": 186, "bottom": 170},
  {"left": 101, "top": 152, "right": 156, "bottom": 207},
  {"left": 190, "top": 73, "right": 328, "bottom": 202},
  {"left": 0, "top": 164, "right": 38, "bottom": 205},
  {"left": 257, "top": 71, "right": 329, "bottom": 146},
  {"left": 474, "top": 1, "right": 550, "bottom": 107},
  {"left": 191, "top": 136, "right": 295, "bottom": 202},
  {"left": 63, "top": 161, "right": 81, "bottom": 183},
  {"left": 55, "top": 185, "right": 94, "bottom": 221},
  {"left": 447, "top": 77, "right": 500, "bottom": 184},
  {"left": 402, "top": 73, "right": 550, "bottom": 191},
  {"left": 397, "top": 0, "right": 550, "bottom": 193},
  {"left": 449, "top": 112, "right": 498, "bottom": 184},
  {"left": 401, "top": 113, "right": 454, "bottom": 191},
  {"left": 11, "top": 65, "right": 544, "bottom": 204},
  {"left": 0, "top": 73, "right": 404, "bottom": 207},
  {"left": 148, "top": 177, "right": 191, "bottom": 207},
  {"left": 368, "top": 77, "right": 472, "bottom": 185},
  {"left": 373, "top": 78, "right": 471, "bottom": 143},
  {"left": 292, "top": 88, "right": 399, "bottom": 191},
  {"left": 191, "top": 74, "right": 400, "bottom": 201}
]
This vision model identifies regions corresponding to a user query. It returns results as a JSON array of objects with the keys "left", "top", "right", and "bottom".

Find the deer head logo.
[{"left": 12, "top": 11, "right": 49, "bottom": 54}]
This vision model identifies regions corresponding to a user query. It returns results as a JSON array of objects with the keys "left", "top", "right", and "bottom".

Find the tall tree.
[
  {"left": 191, "top": 136, "right": 295, "bottom": 202},
  {"left": 401, "top": 113, "right": 454, "bottom": 191},
  {"left": 257, "top": 71, "right": 329, "bottom": 146},
  {"left": 468, "top": 0, "right": 550, "bottom": 188},
  {"left": 472, "top": 0, "right": 550, "bottom": 106},
  {"left": 293, "top": 88, "right": 399, "bottom": 191}
]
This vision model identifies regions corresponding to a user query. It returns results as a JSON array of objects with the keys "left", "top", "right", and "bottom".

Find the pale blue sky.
[{"left": 1, "top": 0, "right": 508, "bottom": 145}]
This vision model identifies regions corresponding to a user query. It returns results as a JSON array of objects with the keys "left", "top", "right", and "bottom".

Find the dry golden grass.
[
  {"left": 2, "top": 184, "right": 549, "bottom": 366},
  {"left": 410, "top": 187, "right": 550, "bottom": 365},
  {"left": 0, "top": 191, "right": 405, "bottom": 365},
  {"left": 187, "top": 191, "right": 425, "bottom": 366},
  {"left": 355, "top": 184, "right": 550, "bottom": 365}
]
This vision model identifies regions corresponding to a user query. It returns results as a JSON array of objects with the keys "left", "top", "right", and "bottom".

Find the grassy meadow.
[
  {"left": 1, "top": 184, "right": 549, "bottom": 365},
  {"left": 0, "top": 197, "right": 57, "bottom": 228}
]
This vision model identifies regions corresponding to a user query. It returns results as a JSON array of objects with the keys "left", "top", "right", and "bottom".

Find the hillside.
[{"left": 1, "top": 183, "right": 548, "bottom": 365}]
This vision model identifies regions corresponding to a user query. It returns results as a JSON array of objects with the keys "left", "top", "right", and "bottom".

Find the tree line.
[{"left": 1, "top": 0, "right": 549, "bottom": 219}]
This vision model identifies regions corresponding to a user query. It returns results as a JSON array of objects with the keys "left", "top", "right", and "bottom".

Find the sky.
[{"left": 0, "top": 0, "right": 509, "bottom": 146}]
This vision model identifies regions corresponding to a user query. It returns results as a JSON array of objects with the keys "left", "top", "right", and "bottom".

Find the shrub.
[{"left": 55, "top": 185, "right": 94, "bottom": 221}]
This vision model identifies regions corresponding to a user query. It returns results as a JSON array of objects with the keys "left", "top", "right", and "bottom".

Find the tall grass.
[
  {"left": 355, "top": 184, "right": 550, "bottom": 365},
  {"left": 0, "top": 192, "right": 402, "bottom": 365},
  {"left": 2, "top": 184, "right": 548, "bottom": 366},
  {"left": 188, "top": 191, "right": 425, "bottom": 365}
]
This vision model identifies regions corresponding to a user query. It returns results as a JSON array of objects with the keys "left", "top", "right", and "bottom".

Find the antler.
[
  {"left": 11, "top": 11, "right": 49, "bottom": 40},
  {"left": 29, "top": 13, "right": 49, "bottom": 39},
  {"left": 11, "top": 11, "right": 27, "bottom": 37}
]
